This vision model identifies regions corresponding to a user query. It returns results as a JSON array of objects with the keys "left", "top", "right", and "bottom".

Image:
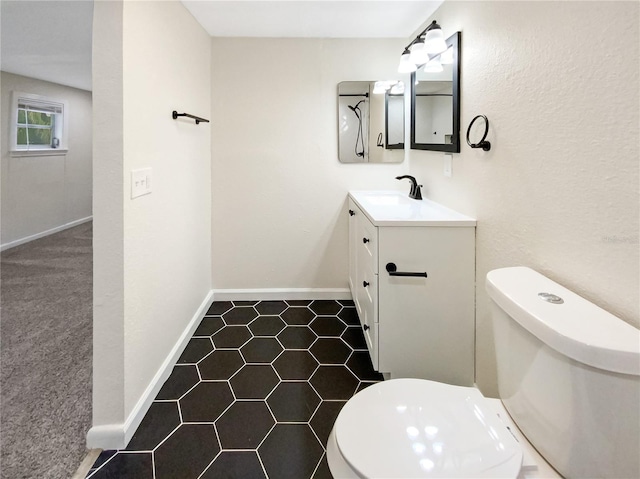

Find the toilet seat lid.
[{"left": 334, "top": 379, "right": 523, "bottom": 478}]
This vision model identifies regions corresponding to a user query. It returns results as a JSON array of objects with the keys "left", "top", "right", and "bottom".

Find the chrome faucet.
[{"left": 395, "top": 175, "right": 423, "bottom": 200}]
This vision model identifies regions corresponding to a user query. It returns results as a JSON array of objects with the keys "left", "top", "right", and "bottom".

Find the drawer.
[
  {"left": 356, "top": 214, "right": 378, "bottom": 274},
  {"left": 358, "top": 272, "right": 379, "bottom": 370}
]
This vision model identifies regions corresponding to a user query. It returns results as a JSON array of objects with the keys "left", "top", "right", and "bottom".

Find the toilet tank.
[{"left": 486, "top": 267, "right": 640, "bottom": 479}]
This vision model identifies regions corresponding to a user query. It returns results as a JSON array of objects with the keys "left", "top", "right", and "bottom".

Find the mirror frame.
[
  {"left": 410, "top": 31, "right": 461, "bottom": 153},
  {"left": 384, "top": 90, "right": 404, "bottom": 150}
]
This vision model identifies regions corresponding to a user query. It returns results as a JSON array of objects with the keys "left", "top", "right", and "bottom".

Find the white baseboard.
[
  {"left": 212, "top": 288, "right": 352, "bottom": 301},
  {"left": 86, "top": 290, "right": 215, "bottom": 450},
  {"left": 1, "top": 216, "right": 93, "bottom": 251}
]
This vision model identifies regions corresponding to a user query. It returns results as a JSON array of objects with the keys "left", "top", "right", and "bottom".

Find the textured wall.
[
  {"left": 121, "top": 0, "right": 212, "bottom": 416},
  {"left": 407, "top": 1, "right": 640, "bottom": 396},
  {"left": 0, "top": 72, "right": 92, "bottom": 247},
  {"left": 91, "top": 0, "right": 212, "bottom": 438},
  {"left": 210, "top": 38, "right": 408, "bottom": 291}
]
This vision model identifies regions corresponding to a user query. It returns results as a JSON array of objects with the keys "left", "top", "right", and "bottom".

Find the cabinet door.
[{"left": 377, "top": 226, "right": 475, "bottom": 386}]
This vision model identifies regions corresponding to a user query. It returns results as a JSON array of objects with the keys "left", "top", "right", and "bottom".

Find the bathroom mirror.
[
  {"left": 410, "top": 32, "right": 461, "bottom": 153},
  {"left": 338, "top": 81, "right": 404, "bottom": 163}
]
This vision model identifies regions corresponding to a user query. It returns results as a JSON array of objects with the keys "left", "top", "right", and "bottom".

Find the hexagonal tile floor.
[{"left": 86, "top": 299, "right": 383, "bottom": 479}]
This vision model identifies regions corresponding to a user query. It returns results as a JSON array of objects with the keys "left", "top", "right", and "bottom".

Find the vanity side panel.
[{"left": 377, "top": 226, "right": 475, "bottom": 385}]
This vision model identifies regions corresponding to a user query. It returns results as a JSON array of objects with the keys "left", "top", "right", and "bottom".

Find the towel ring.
[{"left": 466, "top": 115, "right": 491, "bottom": 151}]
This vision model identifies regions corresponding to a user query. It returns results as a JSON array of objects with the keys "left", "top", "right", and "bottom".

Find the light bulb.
[
  {"left": 409, "top": 41, "right": 430, "bottom": 66},
  {"left": 440, "top": 46, "right": 453, "bottom": 65},
  {"left": 424, "top": 57, "right": 443, "bottom": 73}
]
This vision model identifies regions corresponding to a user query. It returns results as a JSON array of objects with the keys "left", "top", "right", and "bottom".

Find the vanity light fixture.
[
  {"left": 398, "top": 49, "right": 418, "bottom": 73},
  {"left": 424, "top": 21, "right": 448, "bottom": 54},
  {"left": 398, "top": 19, "right": 449, "bottom": 73}
]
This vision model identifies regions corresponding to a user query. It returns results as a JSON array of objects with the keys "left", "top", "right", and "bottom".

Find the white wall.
[
  {"left": 1, "top": 72, "right": 92, "bottom": 248},
  {"left": 90, "top": 0, "right": 212, "bottom": 447},
  {"left": 211, "top": 38, "right": 408, "bottom": 292},
  {"left": 407, "top": 1, "right": 639, "bottom": 396}
]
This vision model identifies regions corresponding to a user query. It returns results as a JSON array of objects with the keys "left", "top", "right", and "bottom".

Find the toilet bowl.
[{"left": 327, "top": 267, "right": 640, "bottom": 479}]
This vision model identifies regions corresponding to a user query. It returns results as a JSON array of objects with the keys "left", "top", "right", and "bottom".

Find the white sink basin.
[{"left": 349, "top": 190, "right": 476, "bottom": 226}]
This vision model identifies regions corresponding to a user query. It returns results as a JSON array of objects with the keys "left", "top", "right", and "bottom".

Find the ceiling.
[
  {"left": 181, "top": 1, "right": 442, "bottom": 38},
  {"left": 0, "top": 0, "right": 441, "bottom": 92}
]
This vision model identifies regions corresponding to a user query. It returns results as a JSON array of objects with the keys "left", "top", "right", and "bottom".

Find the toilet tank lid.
[{"left": 486, "top": 267, "right": 640, "bottom": 376}]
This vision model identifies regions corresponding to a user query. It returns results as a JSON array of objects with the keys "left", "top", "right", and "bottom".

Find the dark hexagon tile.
[
  {"left": 310, "top": 338, "right": 352, "bottom": 365},
  {"left": 347, "top": 351, "right": 384, "bottom": 381},
  {"left": 310, "top": 366, "right": 359, "bottom": 400},
  {"left": 312, "top": 454, "right": 333, "bottom": 479},
  {"left": 310, "top": 401, "right": 346, "bottom": 446},
  {"left": 177, "top": 338, "right": 213, "bottom": 364},
  {"left": 338, "top": 299, "right": 355, "bottom": 308},
  {"left": 212, "top": 326, "right": 252, "bottom": 349},
  {"left": 277, "top": 326, "right": 317, "bottom": 349},
  {"left": 194, "top": 316, "right": 225, "bottom": 337},
  {"left": 206, "top": 301, "right": 233, "bottom": 315},
  {"left": 230, "top": 365, "right": 279, "bottom": 399},
  {"left": 267, "top": 382, "right": 321, "bottom": 422},
  {"left": 198, "top": 350, "right": 244, "bottom": 380},
  {"left": 286, "top": 299, "right": 312, "bottom": 306},
  {"left": 180, "top": 382, "right": 234, "bottom": 422},
  {"left": 249, "top": 316, "right": 286, "bottom": 336},
  {"left": 309, "top": 300, "right": 341, "bottom": 316},
  {"left": 259, "top": 424, "right": 324, "bottom": 479},
  {"left": 126, "top": 402, "right": 180, "bottom": 451},
  {"left": 89, "top": 452, "right": 153, "bottom": 478},
  {"left": 89, "top": 450, "right": 117, "bottom": 470},
  {"left": 156, "top": 365, "right": 199, "bottom": 400},
  {"left": 338, "top": 307, "right": 360, "bottom": 326},
  {"left": 341, "top": 327, "right": 367, "bottom": 351},
  {"left": 215, "top": 401, "right": 275, "bottom": 449},
  {"left": 154, "top": 424, "right": 219, "bottom": 479},
  {"left": 281, "top": 307, "right": 315, "bottom": 326},
  {"left": 309, "top": 317, "right": 347, "bottom": 337},
  {"left": 200, "top": 451, "right": 266, "bottom": 479},
  {"left": 222, "top": 307, "right": 258, "bottom": 325},
  {"left": 241, "top": 337, "right": 283, "bottom": 363},
  {"left": 273, "top": 350, "right": 318, "bottom": 380},
  {"left": 255, "top": 300, "right": 288, "bottom": 315},
  {"left": 233, "top": 300, "right": 258, "bottom": 306}
]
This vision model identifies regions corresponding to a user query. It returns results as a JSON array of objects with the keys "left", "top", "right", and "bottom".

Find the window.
[{"left": 10, "top": 91, "right": 68, "bottom": 155}]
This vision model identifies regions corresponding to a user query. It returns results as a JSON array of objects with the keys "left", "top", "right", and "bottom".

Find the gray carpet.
[{"left": 1, "top": 222, "right": 93, "bottom": 479}]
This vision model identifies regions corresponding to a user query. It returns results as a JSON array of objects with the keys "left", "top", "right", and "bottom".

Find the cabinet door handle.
[
  {"left": 349, "top": 209, "right": 355, "bottom": 216},
  {"left": 362, "top": 237, "right": 370, "bottom": 244},
  {"left": 363, "top": 324, "right": 370, "bottom": 331},
  {"left": 362, "top": 281, "right": 370, "bottom": 287},
  {"left": 385, "top": 262, "right": 428, "bottom": 278}
]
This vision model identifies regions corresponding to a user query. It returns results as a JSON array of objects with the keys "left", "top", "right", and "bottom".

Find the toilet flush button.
[{"left": 538, "top": 292, "right": 564, "bottom": 304}]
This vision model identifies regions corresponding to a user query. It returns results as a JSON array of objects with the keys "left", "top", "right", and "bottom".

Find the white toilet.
[{"left": 327, "top": 267, "right": 640, "bottom": 478}]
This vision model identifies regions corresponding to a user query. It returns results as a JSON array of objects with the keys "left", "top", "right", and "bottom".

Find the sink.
[
  {"left": 349, "top": 190, "right": 476, "bottom": 227},
  {"left": 359, "top": 193, "right": 407, "bottom": 206}
]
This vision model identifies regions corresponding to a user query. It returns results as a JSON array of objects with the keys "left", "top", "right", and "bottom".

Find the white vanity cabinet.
[{"left": 348, "top": 191, "right": 476, "bottom": 386}]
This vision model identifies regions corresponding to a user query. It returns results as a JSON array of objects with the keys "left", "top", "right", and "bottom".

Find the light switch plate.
[
  {"left": 131, "top": 168, "right": 152, "bottom": 198},
  {"left": 444, "top": 154, "right": 452, "bottom": 177}
]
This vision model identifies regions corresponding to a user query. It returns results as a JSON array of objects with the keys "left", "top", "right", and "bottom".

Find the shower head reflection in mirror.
[{"left": 337, "top": 81, "right": 405, "bottom": 164}]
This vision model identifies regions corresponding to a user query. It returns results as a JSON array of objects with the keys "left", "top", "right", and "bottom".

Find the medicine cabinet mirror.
[
  {"left": 410, "top": 32, "right": 461, "bottom": 153},
  {"left": 338, "top": 81, "right": 404, "bottom": 163}
]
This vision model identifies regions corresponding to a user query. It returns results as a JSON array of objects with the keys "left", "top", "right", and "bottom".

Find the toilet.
[{"left": 327, "top": 267, "right": 640, "bottom": 478}]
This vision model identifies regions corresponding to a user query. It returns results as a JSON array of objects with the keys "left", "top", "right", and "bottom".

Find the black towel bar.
[{"left": 172, "top": 111, "right": 209, "bottom": 125}]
